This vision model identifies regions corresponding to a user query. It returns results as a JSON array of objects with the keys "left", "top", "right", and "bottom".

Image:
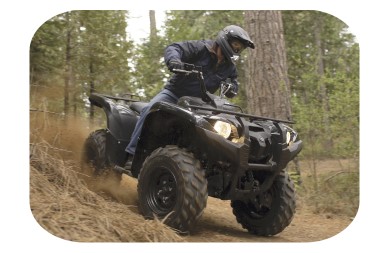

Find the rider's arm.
[
  {"left": 164, "top": 40, "right": 204, "bottom": 66},
  {"left": 227, "top": 68, "right": 239, "bottom": 98}
]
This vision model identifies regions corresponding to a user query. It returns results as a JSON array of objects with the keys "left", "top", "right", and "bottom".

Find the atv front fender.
[{"left": 131, "top": 101, "right": 214, "bottom": 177}]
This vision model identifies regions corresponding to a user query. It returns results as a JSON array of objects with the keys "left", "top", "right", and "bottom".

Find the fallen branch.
[
  {"left": 30, "top": 142, "right": 73, "bottom": 153},
  {"left": 324, "top": 171, "right": 357, "bottom": 182},
  {"left": 30, "top": 108, "right": 63, "bottom": 115}
]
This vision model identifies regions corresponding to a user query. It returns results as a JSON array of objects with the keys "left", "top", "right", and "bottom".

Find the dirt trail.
[{"left": 117, "top": 174, "right": 352, "bottom": 242}]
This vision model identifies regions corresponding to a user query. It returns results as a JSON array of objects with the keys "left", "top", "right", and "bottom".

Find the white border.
[{"left": 1, "top": 1, "right": 367, "bottom": 252}]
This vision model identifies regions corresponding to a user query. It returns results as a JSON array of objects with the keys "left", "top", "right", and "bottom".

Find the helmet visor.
[
  {"left": 229, "top": 39, "right": 246, "bottom": 54},
  {"left": 228, "top": 39, "right": 245, "bottom": 64}
]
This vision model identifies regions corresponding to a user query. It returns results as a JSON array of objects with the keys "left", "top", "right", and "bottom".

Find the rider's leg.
[{"left": 125, "top": 89, "right": 178, "bottom": 156}]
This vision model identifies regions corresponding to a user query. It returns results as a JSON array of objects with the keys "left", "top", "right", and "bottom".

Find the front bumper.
[{"left": 194, "top": 126, "right": 303, "bottom": 200}]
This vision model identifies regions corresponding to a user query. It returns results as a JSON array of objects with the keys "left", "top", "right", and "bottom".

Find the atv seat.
[
  {"left": 177, "top": 96, "right": 208, "bottom": 107},
  {"left": 129, "top": 102, "right": 149, "bottom": 113}
]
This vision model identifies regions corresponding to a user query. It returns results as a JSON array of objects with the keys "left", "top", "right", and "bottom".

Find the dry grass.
[
  {"left": 29, "top": 113, "right": 184, "bottom": 242},
  {"left": 295, "top": 159, "right": 359, "bottom": 217}
]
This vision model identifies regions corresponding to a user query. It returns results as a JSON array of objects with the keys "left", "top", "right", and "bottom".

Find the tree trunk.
[
  {"left": 64, "top": 12, "right": 72, "bottom": 116},
  {"left": 244, "top": 11, "right": 292, "bottom": 120},
  {"left": 313, "top": 13, "right": 332, "bottom": 150},
  {"left": 149, "top": 10, "right": 157, "bottom": 40},
  {"left": 89, "top": 61, "right": 95, "bottom": 120}
]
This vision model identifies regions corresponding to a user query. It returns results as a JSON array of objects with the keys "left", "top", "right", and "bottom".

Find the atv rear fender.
[{"left": 89, "top": 93, "right": 138, "bottom": 166}]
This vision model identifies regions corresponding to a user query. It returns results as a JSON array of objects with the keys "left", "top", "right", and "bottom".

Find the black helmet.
[{"left": 216, "top": 25, "right": 255, "bottom": 64}]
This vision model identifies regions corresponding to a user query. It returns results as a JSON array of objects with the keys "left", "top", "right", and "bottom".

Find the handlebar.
[
  {"left": 172, "top": 68, "right": 201, "bottom": 75},
  {"left": 172, "top": 64, "right": 213, "bottom": 103},
  {"left": 171, "top": 63, "right": 233, "bottom": 104},
  {"left": 172, "top": 63, "right": 202, "bottom": 74}
]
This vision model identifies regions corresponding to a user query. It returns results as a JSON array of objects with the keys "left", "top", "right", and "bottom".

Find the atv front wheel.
[
  {"left": 137, "top": 145, "right": 208, "bottom": 233},
  {"left": 231, "top": 171, "right": 296, "bottom": 236}
]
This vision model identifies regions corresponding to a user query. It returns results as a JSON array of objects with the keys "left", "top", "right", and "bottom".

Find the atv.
[{"left": 83, "top": 64, "right": 303, "bottom": 236}]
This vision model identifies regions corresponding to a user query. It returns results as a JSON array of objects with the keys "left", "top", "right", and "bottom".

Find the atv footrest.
[
  {"left": 248, "top": 163, "right": 275, "bottom": 171},
  {"left": 113, "top": 165, "right": 132, "bottom": 177}
]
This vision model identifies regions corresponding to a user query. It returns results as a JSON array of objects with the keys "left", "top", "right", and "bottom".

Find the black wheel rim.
[
  {"left": 146, "top": 167, "right": 177, "bottom": 216},
  {"left": 247, "top": 190, "right": 274, "bottom": 219},
  {"left": 86, "top": 146, "right": 96, "bottom": 165}
]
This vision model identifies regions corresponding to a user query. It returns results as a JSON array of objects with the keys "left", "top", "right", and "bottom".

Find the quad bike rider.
[{"left": 83, "top": 63, "right": 303, "bottom": 236}]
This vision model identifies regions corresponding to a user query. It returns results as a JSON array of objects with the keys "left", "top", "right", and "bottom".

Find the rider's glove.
[
  {"left": 225, "top": 82, "right": 238, "bottom": 98},
  {"left": 168, "top": 60, "right": 184, "bottom": 73}
]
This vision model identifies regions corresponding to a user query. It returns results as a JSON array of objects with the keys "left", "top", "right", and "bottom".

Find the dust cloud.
[{"left": 29, "top": 110, "right": 184, "bottom": 242}]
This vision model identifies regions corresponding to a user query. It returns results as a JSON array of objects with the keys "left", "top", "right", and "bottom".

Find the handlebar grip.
[
  {"left": 172, "top": 68, "right": 190, "bottom": 73},
  {"left": 172, "top": 68, "right": 201, "bottom": 75}
]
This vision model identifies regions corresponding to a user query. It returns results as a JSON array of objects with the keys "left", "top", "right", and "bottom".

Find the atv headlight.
[
  {"left": 286, "top": 131, "right": 291, "bottom": 145},
  {"left": 284, "top": 125, "right": 298, "bottom": 145},
  {"left": 213, "top": 121, "right": 232, "bottom": 139}
]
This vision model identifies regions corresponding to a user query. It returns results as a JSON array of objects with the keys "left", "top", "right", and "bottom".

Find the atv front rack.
[{"left": 186, "top": 105, "right": 295, "bottom": 124}]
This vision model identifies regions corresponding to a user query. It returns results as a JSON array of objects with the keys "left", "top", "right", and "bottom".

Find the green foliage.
[
  {"left": 283, "top": 11, "right": 359, "bottom": 159},
  {"left": 30, "top": 15, "right": 66, "bottom": 86},
  {"left": 131, "top": 35, "right": 168, "bottom": 99},
  {"left": 30, "top": 11, "right": 133, "bottom": 117},
  {"left": 164, "top": 10, "right": 244, "bottom": 42},
  {"left": 298, "top": 160, "right": 359, "bottom": 216},
  {"left": 327, "top": 73, "right": 359, "bottom": 156},
  {"left": 74, "top": 10, "right": 133, "bottom": 94}
]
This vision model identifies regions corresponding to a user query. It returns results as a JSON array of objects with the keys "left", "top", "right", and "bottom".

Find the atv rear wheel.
[
  {"left": 137, "top": 145, "right": 208, "bottom": 233},
  {"left": 82, "top": 129, "right": 109, "bottom": 175},
  {"left": 231, "top": 171, "right": 296, "bottom": 236}
]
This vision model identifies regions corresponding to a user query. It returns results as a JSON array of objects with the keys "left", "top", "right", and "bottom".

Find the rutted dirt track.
[
  {"left": 29, "top": 115, "right": 354, "bottom": 242},
  {"left": 118, "top": 175, "right": 352, "bottom": 242}
]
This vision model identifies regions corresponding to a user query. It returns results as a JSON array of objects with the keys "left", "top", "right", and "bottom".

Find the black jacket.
[{"left": 164, "top": 40, "right": 238, "bottom": 98}]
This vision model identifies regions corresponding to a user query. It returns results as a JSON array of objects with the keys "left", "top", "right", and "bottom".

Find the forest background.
[
  {"left": 31, "top": 10, "right": 359, "bottom": 155},
  {"left": 30, "top": 10, "right": 359, "bottom": 165}
]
